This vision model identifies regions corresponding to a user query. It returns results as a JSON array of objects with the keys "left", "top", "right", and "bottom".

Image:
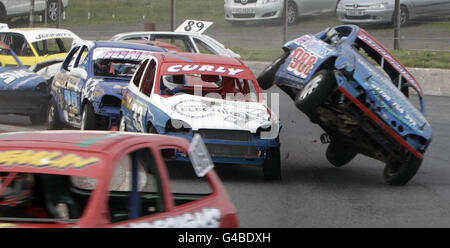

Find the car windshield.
[
  {"left": 93, "top": 47, "right": 154, "bottom": 78},
  {"left": 159, "top": 73, "right": 260, "bottom": 102},
  {"left": 32, "top": 37, "right": 73, "bottom": 56}
]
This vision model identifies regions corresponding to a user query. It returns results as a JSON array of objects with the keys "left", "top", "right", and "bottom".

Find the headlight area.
[{"left": 165, "top": 119, "right": 192, "bottom": 133}]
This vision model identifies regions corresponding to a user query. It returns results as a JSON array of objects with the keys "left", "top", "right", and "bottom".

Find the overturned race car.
[
  {"left": 258, "top": 25, "right": 432, "bottom": 186},
  {"left": 120, "top": 52, "right": 281, "bottom": 180}
]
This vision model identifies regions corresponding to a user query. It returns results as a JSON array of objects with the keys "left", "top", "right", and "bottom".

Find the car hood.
[
  {"left": 158, "top": 94, "right": 278, "bottom": 133},
  {"left": 0, "top": 67, "right": 46, "bottom": 91}
]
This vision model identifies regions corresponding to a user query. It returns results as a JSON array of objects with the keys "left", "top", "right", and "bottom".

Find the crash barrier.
[{"left": 246, "top": 61, "right": 450, "bottom": 97}]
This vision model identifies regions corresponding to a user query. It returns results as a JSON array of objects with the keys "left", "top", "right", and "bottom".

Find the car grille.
[
  {"left": 205, "top": 144, "right": 260, "bottom": 159},
  {"left": 344, "top": 15, "right": 371, "bottom": 20},
  {"left": 233, "top": 13, "right": 256, "bottom": 18},
  {"left": 234, "top": 0, "right": 258, "bottom": 4},
  {"left": 196, "top": 129, "right": 252, "bottom": 142}
]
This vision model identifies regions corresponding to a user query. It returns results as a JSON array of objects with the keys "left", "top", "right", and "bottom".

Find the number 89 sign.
[
  {"left": 175, "top": 20, "right": 213, "bottom": 34},
  {"left": 286, "top": 47, "right": 318, "bottom": 79}
]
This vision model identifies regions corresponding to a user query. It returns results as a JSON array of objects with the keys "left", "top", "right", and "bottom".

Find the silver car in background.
[
  {"left": 336, "top": 0, "right": 450, "bottom": 26},
  {"left": 0, "top": 0, "right": 69, "bottom": 22},
  {"left": 224, "top": 0, "right": 338, "bottom": 25}
]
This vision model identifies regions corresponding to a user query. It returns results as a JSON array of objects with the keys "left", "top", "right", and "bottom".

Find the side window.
[
  {"left": 6, "top": 34, "right": 33, "bottom": 57},
  {"left": 63, "top": 46, "right": 81, "bottom": 71},
  {"left": 132, "top": 59, "right": 149, "bottom": 88},
  {"left": 193, "top": 38, "right": 216, "bottom": 55},
  {"left": 107, "top": 148, "right": 165, "bottom": 223},
  {"left": 152, "top": 35, "right": 192, "bottom": 53},
  {"left": 140, "top": 59, "right": 156, "bottom": 96},
  {"left": 161, "top": 148, "right": 212, "bottom": 207}
]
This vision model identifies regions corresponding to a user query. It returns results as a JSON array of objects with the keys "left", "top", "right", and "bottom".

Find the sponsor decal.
[
  {"left": 0, "top": 150, "right": 99, "bottom": 169},
  {"left": 0, "top": 70, "right": 36, "bottom": 84},
  {"left": 34, "top": 32, "right": 72, "bottom": 41},
  {"left": 116, "top": 208, "right": 221, "bottom": 228},
  {"left": 286, "top": 47, "right": 318, "bottom": 79},
  {"left": 93, "top": 48, "right": 153, "bottom": 61},
  {"left": 166, "top": 64, "right": 244, "bottom": 76},
  {"left": 175, "top": 20, "right": 213, "bottom": 34}
]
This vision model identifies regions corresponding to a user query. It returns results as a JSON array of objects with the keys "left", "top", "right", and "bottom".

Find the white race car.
[
  {"left": 111, "top": 20, "right": 241, "bottom": 59},
  {"left": 120, "top": 52, "right": 281, "bottom": 180}
]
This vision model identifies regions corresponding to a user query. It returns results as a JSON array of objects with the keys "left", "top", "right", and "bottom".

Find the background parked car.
[
  {"left": 336, "top": 0, "right": 450, "bottom": 26},
  {"left": 224, "top": 0, "right": 338, "bottom": 25},
  {"left": 0, "top": 0, "right": 69, "bottom": 22}
]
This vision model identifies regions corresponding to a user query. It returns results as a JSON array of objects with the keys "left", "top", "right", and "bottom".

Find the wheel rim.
[
  {"left": 48, "top": 2, "right": 58, "bottom": 21},
  {"left": 80, "top": 109, "right": 86, "bottom": 130},
  {"left": 400, "top": 8, "right": 407, "bottom": 25},
  {"left": 48, "top": 104, "right": 54, "bottom": 124},
  {"left": 119, "top": 116, "right": 126, "bottom": 131},
  {"left": 287, "top": 2, "right": 297, "bottom": 24},
  {"left": 299, "top": 74, "right": 322, "bottom": 100}
]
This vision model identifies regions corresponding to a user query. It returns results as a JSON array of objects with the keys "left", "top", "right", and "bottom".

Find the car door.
[
  {"left": 6, "top": 0, "right": 29, "bottom": 15},
  {"left": 53, "top": 44, "right": 88, "bottom": 124},
  {"left": 298, "top": 0, "right": 337, "bottom": 15},
  {"left": 407, "top": 0, "right": 442, "bottom": 17},
  {"left": 135, "top": 58, "right": 158, "bottom": 133}
]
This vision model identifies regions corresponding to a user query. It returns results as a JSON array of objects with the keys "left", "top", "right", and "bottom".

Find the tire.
[
  {"left": 80, "top": 103, "right": 97, "bottom": 130},
  {"left": 119, "top": 114, "right": 127, "bottom": 131},
  {"left": 262, "top": 147, "right": 281, "bottom": 180},
  {"left": 0, "top": 4, "right": 6, "bottom": 22},
  {"left": 257, "top": 51, "right": 290, "bottom": 90},
  {"left": 399, "top": 6, "right": 409, "bottom": 26},
  {"left": 287, "top": 0, "right": 298, "bottom": 25},
  {"left": 47, "top": 0, "right": 59, "bottom": 22},
  {"left": 147, "top": 123, "right": 158, "bottom": 134},
  {"left": 326, "top": 140, "right": 357, "bottom": 167},
  {"left": 46, "top": 98, "right": 64, "bottom": 130},
  {"left": 383, "top": 155, "right": 422, "bottom": 186},
  {"left": 29, "top": 104, "right": 48, "bottom": 125},
  {"left": 295, "top": 69, "right": 336, "bottom": 115}
]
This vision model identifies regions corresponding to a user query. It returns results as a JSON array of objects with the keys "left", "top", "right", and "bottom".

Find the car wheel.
[
  {"left": 80, "top": 103, "right": 97, "bottom": 130},
  {"left": 29, "top": 112, "right": 46, "bottom": 125},
  {"left": 0, "top": 4, "right": 6, "bottom": 22},
  {"left": 147, "top": 123, "right": 158, "bottom": 134},
  {"left": 262, "top": 146, "right": 281, "bottom": 180},
  {"left": 399, "top": 6, "right": 409, "bottom": 26},
  {"left": 295, "top": 69, "right": 336, "bottom": 115},
  {"left": 326, "top": 140, "right": 358, "bottom": 167},
  {"left": 287, "top": 1, "right": 298, "bottom": 25},
  {"left": 119, "top": 114, "right": 127, "bottom": 131},
  {"left": 257, "top": 50, "right": 290, "bottom": 90},
  {"left": 47, "top": 0, "right": 59, "bottom": 22},
  {"left": 47, "top": 98, "right": 64, "bottom": 130},
  {"left": 383, "top": 155, "right": 422, "bottom": 186}
]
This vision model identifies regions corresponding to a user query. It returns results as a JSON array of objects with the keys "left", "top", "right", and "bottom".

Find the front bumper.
[
  {"left": 0, "top": 91, "right": 48, "bottom": 115},
  {"left": 336, "top": 8, "right": 394, "bottom": 24},
  {"left": 167, "top": 130, "right": 280, "bottom": 166},
  {"left": 224, "top": 2, "right": 284, "bottom": 22}
]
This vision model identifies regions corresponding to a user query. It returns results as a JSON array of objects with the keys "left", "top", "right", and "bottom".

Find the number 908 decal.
[{"left": 286, "top": 47, "right": 318, "bottom": 79}]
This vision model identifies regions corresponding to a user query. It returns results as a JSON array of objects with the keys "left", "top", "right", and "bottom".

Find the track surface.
[{"left": 1, "top": 92, "right": 449, "bottom": 227}]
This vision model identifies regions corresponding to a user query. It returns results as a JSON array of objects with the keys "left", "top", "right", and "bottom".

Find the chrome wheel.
[
  {"left": 48, "top": 1, "right": 58, "bottom": 22},
  {"left": 299, "top": 74, "right": 323, "bottom": 100}
]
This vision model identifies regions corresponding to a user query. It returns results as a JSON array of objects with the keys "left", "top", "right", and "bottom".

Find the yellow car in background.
[{"left": 0, "top": 25, "right": 81, "bottom": 80}]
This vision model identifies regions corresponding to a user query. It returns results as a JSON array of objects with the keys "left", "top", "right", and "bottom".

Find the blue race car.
[
  {"left": 258, "top": 25, "right": 432, "bottom": 185},
  {"left": 0, "top": 41, "right": 49, "bottom": 125},
  {"left": 47, "top": 40, "right": 165, "bottom": 130}
]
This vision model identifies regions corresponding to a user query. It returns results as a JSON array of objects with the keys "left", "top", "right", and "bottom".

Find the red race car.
[{"left": 0, "top": 131, "right": 238, "bottom": 228}]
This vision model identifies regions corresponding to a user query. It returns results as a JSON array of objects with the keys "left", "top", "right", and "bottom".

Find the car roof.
[
  {"left": 0, "top": 130, "right": 188, "bottom": 152},
  {"left": 114, "top": 31, "right": 208, "bottom": 38},
  {"left": 156, "top": 52, "right": 245, "bottom": 67},
  {"left": 93, "top": 40, "right": 166, "bottom": 52},
  {"left": 0, "top": 27, "right": 81, "bottom": 43}
]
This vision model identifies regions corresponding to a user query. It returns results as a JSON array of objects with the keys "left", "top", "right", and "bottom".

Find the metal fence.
[{"left": 16, "top": 0, "right": 450, "bottom": 54}]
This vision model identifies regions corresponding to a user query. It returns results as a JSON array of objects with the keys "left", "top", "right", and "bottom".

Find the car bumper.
[
  {"left": 224, "top": 2, "right": 284, "bottom": 22},
  {"left": 167, "top": 130, "right": 280, "bottom": 166},
  {"left": 0, "top": 91, "right": 48, "bottom": 115},
  {"left": 336, "top": 8, "right": 394, "bottom": 24}
]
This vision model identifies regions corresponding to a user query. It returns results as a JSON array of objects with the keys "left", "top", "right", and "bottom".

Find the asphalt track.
[{"left": 0, "top": 91, "right": 449, "bottom": 227}]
